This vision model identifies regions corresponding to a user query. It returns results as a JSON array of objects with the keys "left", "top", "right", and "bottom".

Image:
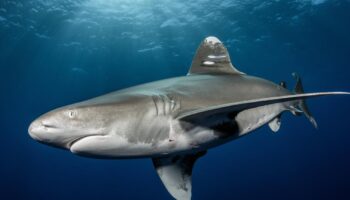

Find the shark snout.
[
  {"left": 28, "top": 119, "right": 49, "bottom": 141},
  {"left": 28, "top": 116, "right": 60, "bottom": 142},
  {"left": 28, "top": 120, "right": 42, "bottom": 141},
  {"left": 28, "top": 117, "right": 73, "bottom": 149}
]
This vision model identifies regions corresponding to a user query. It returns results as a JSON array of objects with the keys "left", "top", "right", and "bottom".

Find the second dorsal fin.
[{"left": 188, "top": 36, "right": 244, "bottom": 75}]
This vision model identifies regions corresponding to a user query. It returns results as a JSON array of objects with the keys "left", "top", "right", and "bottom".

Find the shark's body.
[{"left": 29, "top": 36, "right": 349, "bottom": 200}]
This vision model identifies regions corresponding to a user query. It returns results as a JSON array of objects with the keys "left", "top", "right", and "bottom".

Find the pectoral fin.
[
  {"left": 177, "top": 92, "right": 350, "bottom": 121},
  {"left": 152, "top": 151, "right": 206, "bottom": 200}
]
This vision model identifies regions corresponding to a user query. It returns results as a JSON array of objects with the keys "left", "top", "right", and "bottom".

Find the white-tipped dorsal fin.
[
  {"left": 188, "top": 36, "right": 244, "bottom": 75},
  {"left": 152, "top": 151, "right": 206, "bottom": 200}
]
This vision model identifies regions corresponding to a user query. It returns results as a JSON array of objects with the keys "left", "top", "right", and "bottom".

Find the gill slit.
[{"left": 152, "top": 96, "right": 159, "bottom": 116}]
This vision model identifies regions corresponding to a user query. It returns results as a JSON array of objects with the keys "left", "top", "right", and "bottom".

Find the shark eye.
[{"left": 68, "top": 110, "right": 77, "bottom": 118}]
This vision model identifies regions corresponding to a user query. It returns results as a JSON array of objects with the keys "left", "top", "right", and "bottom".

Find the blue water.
[{"left": 1, "top": 0, "right": 350, "bottom": 199}]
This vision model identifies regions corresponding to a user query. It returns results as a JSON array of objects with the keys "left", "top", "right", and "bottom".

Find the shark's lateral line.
[{"left": 29, "top": 36, "right": 349, "bottom": 200}]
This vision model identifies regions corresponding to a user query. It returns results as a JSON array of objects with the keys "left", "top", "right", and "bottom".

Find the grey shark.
[{"left": 29, "top": 36, "right": 349, "bottom": 200}]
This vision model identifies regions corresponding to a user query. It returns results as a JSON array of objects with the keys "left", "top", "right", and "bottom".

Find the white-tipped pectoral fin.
[
  {"left": 152, "top": 151, "right": 206, "bottom": 200},
  {"left": 177, "top": 92, "right": 350, "bottom": 121}
]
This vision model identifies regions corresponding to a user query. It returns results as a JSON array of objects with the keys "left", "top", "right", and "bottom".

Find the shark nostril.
[
  {"left": 43, "top": 124, "right": 57, "bottom": 128},
  {"left": 41, "top": 122, "right": 57, "bottom": 129}
]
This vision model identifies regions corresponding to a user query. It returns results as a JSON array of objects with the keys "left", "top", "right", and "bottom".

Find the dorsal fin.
[{"left": 188, "top": 36, "right": 244, "bottom": 75}]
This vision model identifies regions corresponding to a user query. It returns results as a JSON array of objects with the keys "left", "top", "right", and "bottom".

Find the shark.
[{"left": 28, "top": 36, "right": 349, "bottom": 200}]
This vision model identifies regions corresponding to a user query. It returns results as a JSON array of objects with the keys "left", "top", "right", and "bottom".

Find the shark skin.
[{"left": 28, "top": 36, "right": 349, "bottom": 200}]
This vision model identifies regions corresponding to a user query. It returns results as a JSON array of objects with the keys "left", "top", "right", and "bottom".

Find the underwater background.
[{"left": 1, "top": 0, "right": 350, "bottom": 199}]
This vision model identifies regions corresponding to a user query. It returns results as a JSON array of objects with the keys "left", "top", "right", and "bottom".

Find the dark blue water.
[{"left": 1, "top": 0, "right": 350, "bottom": 199}]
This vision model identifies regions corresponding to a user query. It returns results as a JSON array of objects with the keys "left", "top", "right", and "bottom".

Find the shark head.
[
  {"left": 28, "top": 104, "right": 111, "bottom": 150},
  {"left": 28, "top": 93, "right": 161, "bottom": 158}
]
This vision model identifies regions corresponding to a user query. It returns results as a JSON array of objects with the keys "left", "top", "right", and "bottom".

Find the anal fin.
[{"left": 152, "top": 151, "right": 206, "bottom": 200}]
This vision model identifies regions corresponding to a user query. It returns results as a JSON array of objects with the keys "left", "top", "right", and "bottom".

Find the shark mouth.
[{"left": 69, "top": 134, "right": 104, "bottom": 149}]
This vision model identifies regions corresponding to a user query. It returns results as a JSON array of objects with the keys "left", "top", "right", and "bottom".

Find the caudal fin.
[{"left": 291, "top": 73, "right": 318, "bottom": 129}]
